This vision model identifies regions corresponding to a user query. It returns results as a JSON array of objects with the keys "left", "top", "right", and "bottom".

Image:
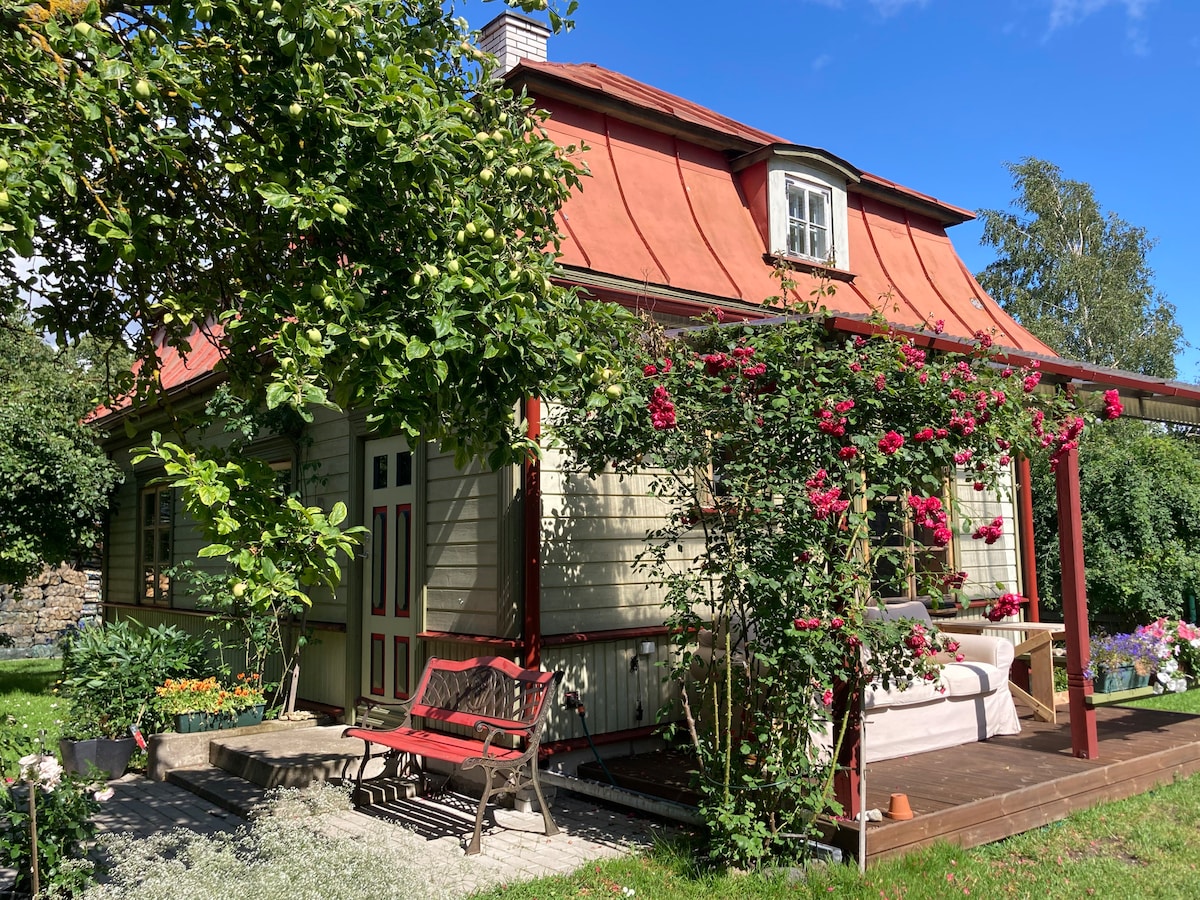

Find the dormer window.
[
  {"left": 735, "top": 148, "right": 851, "bottom": 272},
  {"left": 786, "top": 177, "right": 832, "bottom": 262}
]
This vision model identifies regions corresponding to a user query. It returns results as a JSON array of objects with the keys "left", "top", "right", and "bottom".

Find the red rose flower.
[{"left": 878, "top": 430, "right": 904, "bottom": 455}]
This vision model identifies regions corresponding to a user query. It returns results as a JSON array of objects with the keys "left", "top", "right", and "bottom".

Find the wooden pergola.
[{"left": 824, "top": 314, "right": 1200, "bottom": 815}]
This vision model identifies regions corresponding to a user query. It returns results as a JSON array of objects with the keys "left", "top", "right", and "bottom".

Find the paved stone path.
[{"left": 62, "top": 774, "right": 679, "bottom": 897}]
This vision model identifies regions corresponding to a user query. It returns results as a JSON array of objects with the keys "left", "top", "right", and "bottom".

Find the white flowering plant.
[{"left": 0, "top": 720, "right": 110, "bottom": 896}]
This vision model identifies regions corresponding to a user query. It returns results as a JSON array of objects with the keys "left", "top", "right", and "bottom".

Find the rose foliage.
[{"left": 553, "top": 300, "right": 1108, "bottom": 864}]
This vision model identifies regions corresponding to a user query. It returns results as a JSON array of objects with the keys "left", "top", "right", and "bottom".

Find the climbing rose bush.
[{"left": 554, "top": 303, "right": 1110, "bottom": 865}]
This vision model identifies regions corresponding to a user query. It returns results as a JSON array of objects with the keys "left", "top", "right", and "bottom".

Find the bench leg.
[
  {"left": 467, "top": 772, "right": 495, "bottom": 856},
  {"left": 351, "top": 742, "right": 373, "bottom": 807},
  {"left": 529, "top": 764, "right": 559, "bottom": 838}
]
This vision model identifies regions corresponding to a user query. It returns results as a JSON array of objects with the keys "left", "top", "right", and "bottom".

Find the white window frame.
[
  {"left": 139, "top": 482, "right": 173, "bottom": 607},
  {"left": 785, "top": 177, "right": 833, "bottom": 263},
  {"left": 768, "top": 160, "right": 849, "bottom": 271}
]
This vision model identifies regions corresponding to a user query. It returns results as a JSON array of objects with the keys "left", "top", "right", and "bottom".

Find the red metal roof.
[
  {"left": 536, "top": 92, "right": 1053, "bottom": 354},
  {"left": 91, "top": 324, "right": 225, "bottom": 423},
  {"left": 511, "top": 61, "right": 976, "bottom": 224},
  {"left": 511, "top": 61, "right": 786, "bottom": 147}
]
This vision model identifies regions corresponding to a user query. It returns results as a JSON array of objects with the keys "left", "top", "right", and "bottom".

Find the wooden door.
[{"left": 361, "top": 436, "right": 418, "bottom": 700}]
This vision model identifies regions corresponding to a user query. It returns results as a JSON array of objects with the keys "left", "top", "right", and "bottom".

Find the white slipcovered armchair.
[{"left": 858, "top": 600, "right": 1021, "bottom": 762}]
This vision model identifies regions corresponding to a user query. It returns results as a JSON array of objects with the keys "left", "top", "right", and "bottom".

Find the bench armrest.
[{"left": 472, "top": 716, "right": 534, "bottom": 734}]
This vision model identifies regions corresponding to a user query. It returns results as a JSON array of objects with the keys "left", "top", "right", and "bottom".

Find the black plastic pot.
[{"left": 59, "top": 737, "right": 136, "bottom": 778}]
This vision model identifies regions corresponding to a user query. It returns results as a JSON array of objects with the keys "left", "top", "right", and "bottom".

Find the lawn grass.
[
  {"left": 0, "top": 657, "right": 65, "bottom": 764},
  {"left": 1124, "top": 685, "right": 1200, "bottom": 714},
  {"left": 472, "top": 767, "right": 1200, "bottom": 899}
]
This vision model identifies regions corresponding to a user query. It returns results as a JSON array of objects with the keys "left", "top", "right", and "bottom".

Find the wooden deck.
[
  {"left": 839, "top": 701, "right": 1200, "bottom": 862},
  {"left": 578, "top": 701, "right": 1200, "bottom": 865}
]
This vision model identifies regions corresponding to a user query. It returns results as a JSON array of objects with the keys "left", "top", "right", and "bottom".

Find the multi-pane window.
[
  {"left": 140, "top": 484, "right": 173, "bottom": 606},
  {"left": 785, "top": 177, "right": 832, "bottom": 263},
  {"left": 867, "top": 488, "right": 955, "bottom": 602}
]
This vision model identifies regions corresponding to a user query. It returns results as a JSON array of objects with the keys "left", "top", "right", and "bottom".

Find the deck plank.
[
  {"left": 847, "top": 702, "right": 1200, "bottom": 861},
  {"left": 560, "top": 700, "right": 1200, "bottom": 866}
]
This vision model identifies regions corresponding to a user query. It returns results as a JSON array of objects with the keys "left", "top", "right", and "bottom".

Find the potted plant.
[
  {"left": 155, "top": 677, "right": 224, "bottom": 733},
  {"left": 1087, "top": 632, "right": 1156, "bottom": 693},
  {"left": 58, "top": 620, "right": 205, "bottom": 776},
  {"left": 155, "top": 673, "right": 267, "bottom": 733},
  {"left": 223, "top": 673, "right": 267, "bottom": 728}
]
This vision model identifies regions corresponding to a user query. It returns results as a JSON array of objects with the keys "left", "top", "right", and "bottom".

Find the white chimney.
[{"left": 479, "top": 12, "right": 551, "bottom": 77}]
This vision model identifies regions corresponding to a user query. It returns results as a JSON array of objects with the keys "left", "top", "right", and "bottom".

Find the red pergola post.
[
  {"left": 522, "top": 398, "right": 543, "bottom": 671},
  {"left": 1054, "top": 446, "right": 1098, "bottom": 758},
  {"left": 1017, "top": 456, "right": 1041, "bottom": 622},
  {"left": 832, "top": 682, "right": 862, "bottom": 818}
]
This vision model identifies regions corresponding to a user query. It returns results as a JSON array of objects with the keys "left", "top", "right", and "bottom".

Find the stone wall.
[{"left": 0, "top": 564, "right": 102, "bottom": 659}]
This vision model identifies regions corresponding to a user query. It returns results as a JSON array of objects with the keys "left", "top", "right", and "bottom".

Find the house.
[{"left": 92, "top": 12, "right": 1200, "bottom": 772}]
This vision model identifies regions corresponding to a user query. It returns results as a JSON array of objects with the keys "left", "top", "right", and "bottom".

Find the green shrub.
[
  {"left": 1033, "top": 421, "right": 1200, "bottom": 629},
  {"left": 60, "top": 620, "right": 207, "bottom": 738}
]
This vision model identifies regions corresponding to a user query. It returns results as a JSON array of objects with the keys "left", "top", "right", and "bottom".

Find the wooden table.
[{"left": 937, "top": 620, "right": 1066, "bottom": 724}]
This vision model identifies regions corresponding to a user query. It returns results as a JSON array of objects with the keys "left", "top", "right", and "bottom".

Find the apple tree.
[
  {"left": 0, "top": 0, "right": 629, "bottom": 693},
  {"left": 0, "top": 0, "right": 622, "bottom": 463}
]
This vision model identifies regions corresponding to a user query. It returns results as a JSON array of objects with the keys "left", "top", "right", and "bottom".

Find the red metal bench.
[{"left": 342, "top": 656, "right": 561, "bottom": 855}]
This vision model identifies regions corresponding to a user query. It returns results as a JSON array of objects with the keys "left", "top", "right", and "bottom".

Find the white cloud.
[
  {"left": 812, "top": 53, "right": 833, "bottom": 72},
  {"left": 1046, "top": 0, "right": 1155, "bottom": 33},
  {"left": 1038, "top": 0, "right": 1158, "bottom": 56}
]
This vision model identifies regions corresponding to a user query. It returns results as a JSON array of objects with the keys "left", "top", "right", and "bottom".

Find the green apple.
[{"left": 306, "top": 327, "right": 322, "bottom": 344}]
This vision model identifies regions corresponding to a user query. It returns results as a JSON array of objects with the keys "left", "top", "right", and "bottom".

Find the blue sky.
[{"left": 496, "top": 0, "right": 1200, "bottom": 380}]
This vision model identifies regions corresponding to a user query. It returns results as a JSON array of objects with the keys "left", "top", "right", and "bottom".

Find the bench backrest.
[{"left": 410, "top": 656, "right": 559, "bottom": 737}]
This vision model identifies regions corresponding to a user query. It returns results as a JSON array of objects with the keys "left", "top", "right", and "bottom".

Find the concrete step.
[
  {"left": 147, "top": 715, "right": 325, "bottom": 781},
  {"left": 166, "top": 765, "right": 269, "bottom": 818},
  {"left": 209, "top": 725, "right": 364, "bottom": 789}
]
